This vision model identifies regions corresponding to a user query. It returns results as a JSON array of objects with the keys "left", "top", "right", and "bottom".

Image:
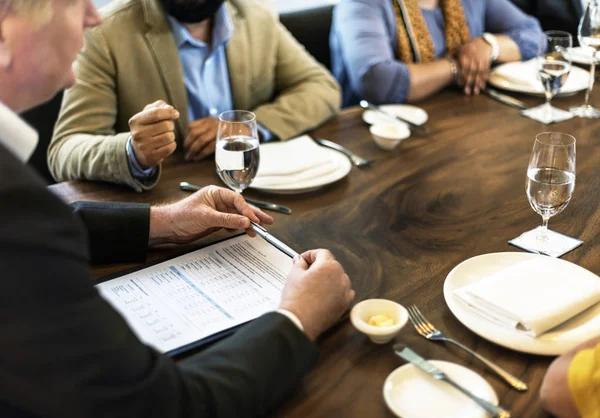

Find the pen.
[{"left": 249, "top": 221, "right": 299, "bottom": 258}]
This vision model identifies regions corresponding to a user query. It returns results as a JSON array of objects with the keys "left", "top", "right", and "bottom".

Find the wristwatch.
[{"left": 482, "top": 32, "right": 499, "bottom": 62}]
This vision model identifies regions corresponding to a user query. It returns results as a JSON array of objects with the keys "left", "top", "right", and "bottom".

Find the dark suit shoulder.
[{"left": 0, "top": 144, "right": 90, "bottom": 265}]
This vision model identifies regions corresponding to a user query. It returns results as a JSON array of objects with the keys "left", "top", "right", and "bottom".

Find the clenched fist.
[{"left": 129, "top": 100, "right": 180, "bottom": 169}]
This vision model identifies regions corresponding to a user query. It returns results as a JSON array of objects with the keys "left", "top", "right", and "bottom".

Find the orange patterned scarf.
[{"left": 393, "top": 0, "right": 470, "bottom": 63}]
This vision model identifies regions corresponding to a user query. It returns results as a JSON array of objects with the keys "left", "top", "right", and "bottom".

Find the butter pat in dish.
[
  {"left": 351, "top": 299, "right": 408, "bottom": 344},
  {"left": 368, "top": 314, "right": 396, "bottom": 327}
]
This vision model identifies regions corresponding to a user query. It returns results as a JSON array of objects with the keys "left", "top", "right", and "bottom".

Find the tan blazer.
[{"left": 48, "top": 0, "right": 341, "bottom": 191}]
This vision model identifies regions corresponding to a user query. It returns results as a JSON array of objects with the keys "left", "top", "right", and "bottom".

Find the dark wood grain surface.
[{"left": 49, "top": 88, "right": 600, "bottom": 417}]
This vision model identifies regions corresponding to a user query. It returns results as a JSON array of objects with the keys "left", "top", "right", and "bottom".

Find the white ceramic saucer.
[{"left": 383, "top": 360, "right": 498, "bottom": 418}]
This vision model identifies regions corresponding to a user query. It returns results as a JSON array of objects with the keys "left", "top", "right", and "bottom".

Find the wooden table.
[{"left": 49, "top": 89, "right": 600, "bottom": 417}]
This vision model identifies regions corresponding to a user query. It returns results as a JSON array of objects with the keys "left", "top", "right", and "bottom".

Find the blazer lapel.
[
  {"left": 142, "top": 0, "right": 189, "bottom": 139},
  {"left": 572, "top": 0, "right": 584, "bottom": 17},
  {"left": 226, "top": 2, "right": 251, "bottom": 110}
]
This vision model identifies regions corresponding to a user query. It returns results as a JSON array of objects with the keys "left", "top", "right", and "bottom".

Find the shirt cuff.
[
  {"left": 126, "top": 136, "right": 158, "bottom": 179},
  {"left": 257, "top": 122, "right": 278, "bottom": 142},
  {"left": 275, "top": 309, "right": 304, "bottom": 332}
]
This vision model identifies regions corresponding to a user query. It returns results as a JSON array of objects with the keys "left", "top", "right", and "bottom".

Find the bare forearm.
[
  {"left": 496, "top": 34, "right": 522, "bottom": 63},
  {"left": 539, "top": 336, "right": 600, "bottom": 417},
  {"left": 406, "top": 60, "right": 454, "bottom": 103}
]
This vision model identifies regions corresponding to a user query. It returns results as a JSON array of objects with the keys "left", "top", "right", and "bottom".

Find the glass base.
[{"left": 569, "top": 104, "right": 600, "bottom": 118}]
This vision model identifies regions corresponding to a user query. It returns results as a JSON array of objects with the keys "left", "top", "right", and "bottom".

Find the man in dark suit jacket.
[
  {"left": 0, "top": 1, "right": 355, "bottom": 417},
  {"left": 510, "top": 0, "right": 584, "bottom": 42}
]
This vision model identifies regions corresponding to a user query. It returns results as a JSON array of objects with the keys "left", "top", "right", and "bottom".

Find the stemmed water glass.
[
  {"left": 215, "top": 110, "right": 260, "bottom": 194},
  {"left": 537, "top": 31, "right": 573, "bottom": 123},
  {"left": 570, "top": 0, "right": 600, "bottom": 118},
  {"left": 525, "top": 132, "right": 576, "bottom": 243}
]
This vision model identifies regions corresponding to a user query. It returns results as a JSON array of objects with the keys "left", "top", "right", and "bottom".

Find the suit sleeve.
[
  {"left": 48, "top": 25, "right": 161, "bottom": 192},
  {"left": 70, "top": 201, "right": 151, "bottom": 264},
  {"left": 0, "top": 151, "right": 318, "bottom": 418},
  {"left": 251, "top": 6, "right": 342, "bottom": 140}
]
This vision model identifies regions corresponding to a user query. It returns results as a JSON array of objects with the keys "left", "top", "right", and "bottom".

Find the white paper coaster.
[
  {"left": 521, "top": 105, "right": 574, "bottom": 124},
  {"left": 509, "top": 226, "right": 583, "bottom": 257}
]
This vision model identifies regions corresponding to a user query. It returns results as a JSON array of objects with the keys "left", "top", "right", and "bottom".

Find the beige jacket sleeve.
[
  {"left": 48, "top": 27, "right": 160, "bottom": 192},
  {"left": 252, "top": 18, "right": 341, "bottom": 140}
]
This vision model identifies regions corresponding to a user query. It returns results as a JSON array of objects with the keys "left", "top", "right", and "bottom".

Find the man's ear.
[{"left": 0, "top": 18, "right": 13, "bottom": 70}]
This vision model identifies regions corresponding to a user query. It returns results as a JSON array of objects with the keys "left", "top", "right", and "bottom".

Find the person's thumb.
[{"left": 291, "top": 254, "right": 309, "bottom": 271}]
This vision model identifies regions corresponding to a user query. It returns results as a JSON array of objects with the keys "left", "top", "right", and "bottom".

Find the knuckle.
[
  {"left": 206, "top": 185, "right": 219, "bottom": 194},
  {"left": 155, "top": 120, "right": 170, "bottom": 132}
]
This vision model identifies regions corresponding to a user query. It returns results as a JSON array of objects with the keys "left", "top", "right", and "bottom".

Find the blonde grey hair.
[{"left": 0, "top": 0, "right": 54, "bottom": 26}]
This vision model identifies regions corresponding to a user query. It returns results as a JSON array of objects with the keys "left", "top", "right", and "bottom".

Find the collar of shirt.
[
  {"left": 167, "top": 4, "right": 234, "bottom": 52},
  {"left": 0, "top": 101, "right": 39, "bottom": 163}
]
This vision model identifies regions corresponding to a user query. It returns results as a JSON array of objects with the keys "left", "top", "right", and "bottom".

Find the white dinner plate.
[
  {"left": 565, "top": 46, "right": 598, "bottom": 65},
  {"left": 362, "top": 105, "right": 429, "bottom": 127},
  {"left": 250, "top": 147, "right": 352, "bottom": 194},
  {"left": 444, "top": 252, "right": 600, "bottom": 356},
  {"left": 383, "top": 360, "right": 498, "bottom": 418},
  {"left": 488, "top": 61, "right": 590, "bottom": 97}
]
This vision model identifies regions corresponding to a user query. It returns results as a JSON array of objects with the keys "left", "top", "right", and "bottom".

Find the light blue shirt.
[
  {"left": 128, "top": 5, "right": 273, "bottom": 179},
  {"left": 168, "top": 7, "right": 234, "bottom": 121},
  {"left": 330, "top": 0, "right": 544, "bottom": 106}
]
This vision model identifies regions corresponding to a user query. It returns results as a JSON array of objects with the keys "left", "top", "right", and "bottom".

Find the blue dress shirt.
[
  {"left": 330, "top": 0, "right": 544, "bottom": 107},
  {"left": 128, "top": 5, "right": 272, "bottom": 179},
  {"left": 169, "top": 8, "right": 234, "bottom": 122}
]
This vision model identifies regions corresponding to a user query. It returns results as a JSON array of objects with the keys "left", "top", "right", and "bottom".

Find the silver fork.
[{"left": 407, "top": 305, "right": 528, "bottom": 392}]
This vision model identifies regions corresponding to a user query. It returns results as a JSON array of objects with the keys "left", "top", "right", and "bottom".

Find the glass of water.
[
  {"left": 570, "top": 0, "right": 600, "bottom": 118},
  {"left": 525, "top": 132, "right": 576, "bottom": 242},
  {"left": 215, "top": 110, "right": 260, "bottom": 194},
  {"left": 537, "top": 31, "right": 572, "bottom": 122}
]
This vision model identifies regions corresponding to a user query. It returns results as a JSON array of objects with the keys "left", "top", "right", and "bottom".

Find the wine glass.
[
  {"left": 215, "top": 110, "right": 260, "bottom": 194},
  {"left": 525, "top": 132, "right": 576, "bottom": 243},
  {"left": 570, "top": 0, "right": 600, "bottom": 118},
  {"left": 537, "top": 31, "right": 572, "bottom": 123}
]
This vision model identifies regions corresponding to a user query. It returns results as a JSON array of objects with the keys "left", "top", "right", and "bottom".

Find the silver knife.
[
  {"left": 485, "top": 88, "right": 528, "bottom": 110},
  {"left": 179, "top": 182, "right": 292, "bottom": 215},
  {"left": 393, "top": 344, "right": 511, "bottom": 418},
  {"left": 360, "top": 100, "right": 429, "bottom": 135}
]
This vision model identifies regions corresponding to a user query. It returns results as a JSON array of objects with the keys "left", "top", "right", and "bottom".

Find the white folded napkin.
[
  {"left": 454, "top": 258, "right": 600, "bottom": 337},
  {"left": 255, "top": 135, "right": 332, "bottom": 176},
  {"left": 252, "top": 159, "right": 339, "bottom": 188},
  {"left": 492, "top": 60, "right": 540, "bottom": 88},
  {"left": 566, "top": 47, "right": 596, "bottom": 63}
]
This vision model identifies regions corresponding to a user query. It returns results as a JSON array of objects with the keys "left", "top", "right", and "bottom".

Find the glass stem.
[
  {"left": 541, "top": 216, "right": 550, "bottom": 231},
  {"left": 544, "top": 95, "right": 552, "bottom": 122},
  {"left": 585, "top": 57, "right": 596, "bottom": 107}
]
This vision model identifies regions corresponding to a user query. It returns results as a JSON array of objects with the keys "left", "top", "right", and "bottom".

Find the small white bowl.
[
  {"left": 350, "top": 299, "right": 409, "bottom": 344},
  {"left": 369, "top": 123, "right": 410, "bottom": 150}
]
